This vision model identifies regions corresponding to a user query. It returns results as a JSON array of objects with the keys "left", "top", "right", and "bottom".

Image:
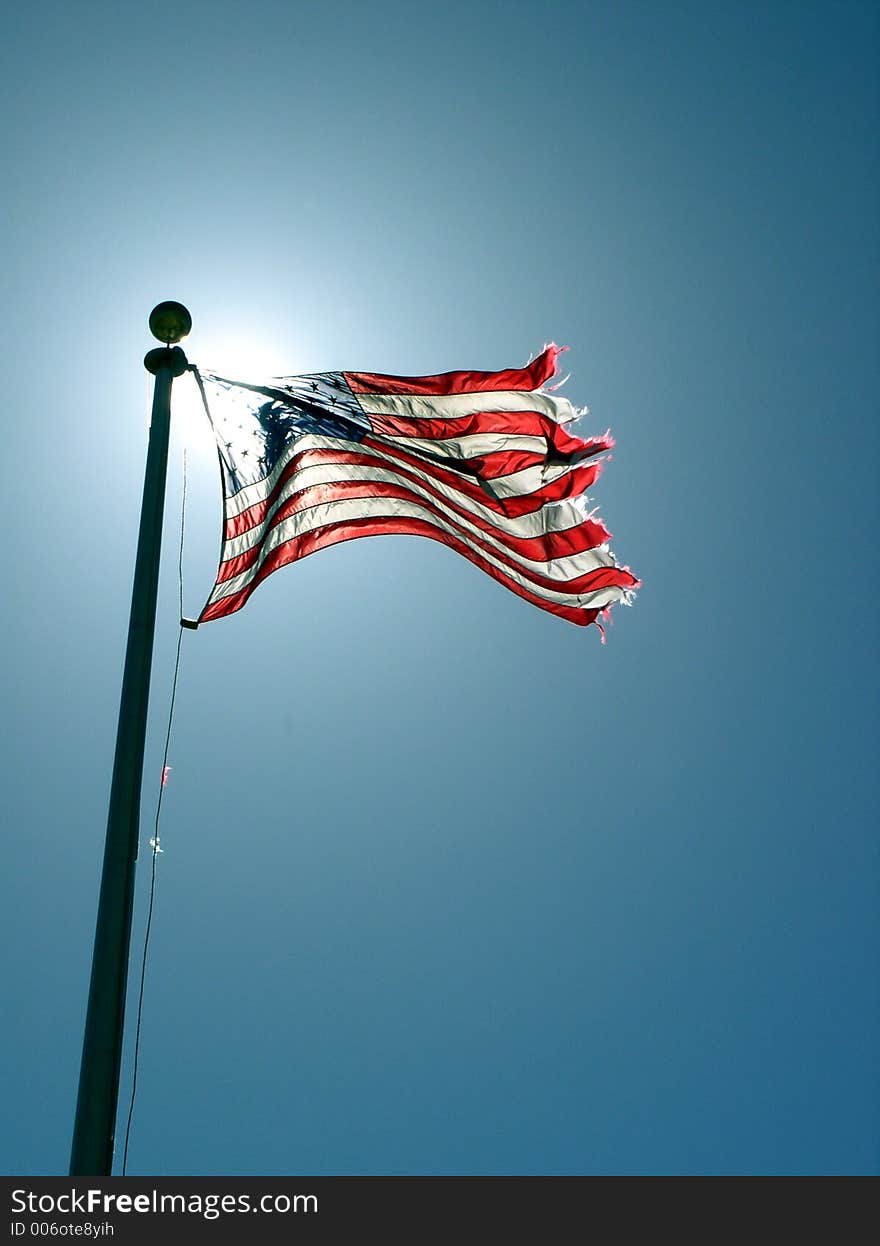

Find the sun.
[{"left": 167, "top": 333, "right": 311, "bottom": 467}]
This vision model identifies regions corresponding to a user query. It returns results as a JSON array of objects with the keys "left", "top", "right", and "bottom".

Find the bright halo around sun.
[
  {"left": 169, "top": 367, "right": 214, "bottom": 462},
  {"left": 201, "top": 337, "right": 295, "bottom": 382},
  {"left": 170, "top": 331, "right": 310, "bottom": 466}
]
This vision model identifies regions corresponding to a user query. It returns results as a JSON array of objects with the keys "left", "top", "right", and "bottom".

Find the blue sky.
[{"left": 2, "top": 0, "right": 878, "bottom": 1175}]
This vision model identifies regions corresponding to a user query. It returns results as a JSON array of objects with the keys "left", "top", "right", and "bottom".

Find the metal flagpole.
[{"left": 70, "top": 302, "right": 192, "bottom": 1176}]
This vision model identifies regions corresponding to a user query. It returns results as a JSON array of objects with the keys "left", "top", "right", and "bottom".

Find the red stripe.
[
  {"left": 372, "top": 433, "right": 609, "bottom": 485},
  {"left": 201, "top": 515, "right": 610, "bottom": 627},
  {"left": 226, "top": 448, "right": 611, "bottom": 557},
  {"left": 344, "top": 344, "right": 563, "bottom": 396},
  {"left": 216, "top": 479, "right": 633, "bottom": 597},
  {"left": 370, "top": 407, "right": 610, "bottom": 457},
  {"left": 441, "top": 448, "right": 549, "bottom": 482},
  {"left": 367, "top": 436, "right": 605, "bottom": 517}
]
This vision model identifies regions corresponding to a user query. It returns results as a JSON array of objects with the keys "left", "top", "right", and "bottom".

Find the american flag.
[{"left": 194, "top": 346, "right": 638, "bottom": 631}]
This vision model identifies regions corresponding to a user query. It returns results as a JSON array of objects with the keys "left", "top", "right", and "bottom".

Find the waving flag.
[{"left": 194, "top": 346, "right": 638, "bottom": 630}]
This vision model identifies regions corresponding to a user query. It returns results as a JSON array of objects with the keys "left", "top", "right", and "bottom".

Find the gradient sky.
[{"left": 2, "top": 0, "right": 878, "bottom": 1175}]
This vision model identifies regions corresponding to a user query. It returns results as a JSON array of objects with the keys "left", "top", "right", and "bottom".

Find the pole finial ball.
[{"left": 149, "top": 301, "right": 192, "bottom": 345}]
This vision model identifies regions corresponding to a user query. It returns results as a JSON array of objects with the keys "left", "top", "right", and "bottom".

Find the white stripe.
[
  {"left": 221, "top": 461, "right": 613, "bottom": 584},
  {"left": 354, "top": 388, "right": 580, "bottom": 425},
  {"left": 227, "top": 436, "right": 597, "bottom": 544},
  {"left": 480, "top": 458, "right": 579, "bottom": 498},
  {"left": 211, "top": 494, "right": 626, "bottom": 609},
  {"left": 378, "top": 430, "right": 545, "bottom": 462}
]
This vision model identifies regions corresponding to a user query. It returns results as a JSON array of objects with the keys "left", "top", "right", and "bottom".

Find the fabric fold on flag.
[{"left": 193, "top": 346, "right": 638, "bottom": 632}]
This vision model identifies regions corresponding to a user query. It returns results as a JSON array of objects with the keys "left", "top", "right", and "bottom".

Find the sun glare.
[
  {"left": 167, "top": 333, "right": 310, "bottom": 469},
  {"left": 198, "top": 334, "right": 303, "bottom": 382}
]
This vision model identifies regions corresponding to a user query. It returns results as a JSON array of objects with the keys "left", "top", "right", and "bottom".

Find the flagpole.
[{"left": 70, "top": 303, "right": 192, "bottom": 1177}]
